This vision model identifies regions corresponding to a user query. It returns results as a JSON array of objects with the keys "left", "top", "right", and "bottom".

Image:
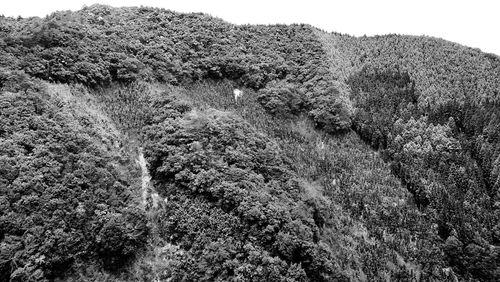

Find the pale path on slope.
[{"left": 137, "top": 147, "right": 160, "bottom": 208}]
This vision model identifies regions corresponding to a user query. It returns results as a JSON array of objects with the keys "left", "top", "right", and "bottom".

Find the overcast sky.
[{"left": 2, "top": 0, "right": 499, "bottom": 55}]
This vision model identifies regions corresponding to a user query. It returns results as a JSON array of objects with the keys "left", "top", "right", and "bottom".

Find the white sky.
[{"left": 1, "top": 0, "right": 499, "bottom": 55}]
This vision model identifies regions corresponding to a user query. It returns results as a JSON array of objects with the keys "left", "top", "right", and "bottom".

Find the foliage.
[
  {"left": 0, "top": 5, "right": 352, "bottom": 134},
  {"left": 127, "top": 83, "right": 449, "bottom": 281},
  {"left": 141, "top": 99, "right": 346, "bottom": 281},
  {"left": 307, "top": 85, "right": 352, "bottom": 134},
  {"left": 257, "top": 80, "right": 305, "bottom": 118},
  {"left": 2, "top": 4, "right": 500, "bottom": 281},
  {"left": 318, "top": 31, "right": 500, "bottom": 280},
  {"left": 0, "top": 5, "right": 315, "bottom": 88},
  {"left": 0, "top": 81, "right": 147, "bottom": 281}
]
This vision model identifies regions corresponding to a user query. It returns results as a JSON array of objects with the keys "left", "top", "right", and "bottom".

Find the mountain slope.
[
  {"left": 315, "top": 30, "right": 500, "bottom": 280},
  {"left": 0, "top": 76, "right": 147, "bottom": 281},
  {"left": 1, "top": 4, "right": 499, "bottom": 281}
]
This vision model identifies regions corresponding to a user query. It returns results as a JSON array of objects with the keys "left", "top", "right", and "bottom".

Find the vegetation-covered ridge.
[{"left": 0, "top": 3, "right": 499, "bottom": 281}]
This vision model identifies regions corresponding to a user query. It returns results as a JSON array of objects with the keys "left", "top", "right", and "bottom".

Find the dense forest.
[{"left": 1, "top": 4, "right": 499, "bottom": 281}]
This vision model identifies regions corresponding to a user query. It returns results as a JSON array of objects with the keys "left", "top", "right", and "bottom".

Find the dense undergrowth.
[
  {"left": 0, "top": 4, "right": 350, "bottom": 133},
  {"left": 0, "top": 4, "right": 499, "bottom": 281},
  {"left": 137, "top": 82, "right": 446, "bottom": 281},
  {"left": 0, "top": 73, "right": 147, "bottom": 281}
]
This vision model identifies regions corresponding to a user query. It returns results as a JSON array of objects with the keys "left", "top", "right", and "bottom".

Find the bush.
[
  {"left": 257, "top": 81, "right": 305, "bottom": 118},
  {"left": 307, "top": 86, "right": 351, "bottom": 134}
]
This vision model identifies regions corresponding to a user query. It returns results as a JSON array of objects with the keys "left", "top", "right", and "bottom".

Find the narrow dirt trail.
[
  {"left": 136, "top": 147, "right": 160, "bottom": 208},
  {"left": 136, "top": 148, "right": 150, "bottom": 206}
]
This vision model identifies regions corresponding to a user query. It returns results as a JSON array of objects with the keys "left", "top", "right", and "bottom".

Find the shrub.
[
  {"left": 257, "top": 81, "right": 305, "bottom": 118},
  {"left": 307, "top": 86, "right": 351, "bottom": 134}
]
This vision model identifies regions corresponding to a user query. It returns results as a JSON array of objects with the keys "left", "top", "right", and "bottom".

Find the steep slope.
[
  {"left": 316, "top": 30, "right": 500, "bottom": 280},
  {"left": 0, "top": 4, "right": 350, "bottom": 133},
  {"left": 0, "top": 74, "right": 148, "bottom": 281},
  {"left": 128, "top": 81, "right": 446, "bottom": 281},
  {"left": 1, "top": 4, "right": 499, "bottom": 281}
]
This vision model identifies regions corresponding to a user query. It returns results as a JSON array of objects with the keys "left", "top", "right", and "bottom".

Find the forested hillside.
[
  {"left": 0, "top": 73, "right": 148, "bottom": 281},
  {"left": 316, "top": 31, "right": 500, "bottom": 280},
  {"left": 1, "top": 4, "right": 499, "bottom": 281}
]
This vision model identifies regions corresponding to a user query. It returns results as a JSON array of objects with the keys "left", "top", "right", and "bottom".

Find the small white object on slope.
[{"left": 233, "top": 88, "right": 243, "bottom": 102}]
